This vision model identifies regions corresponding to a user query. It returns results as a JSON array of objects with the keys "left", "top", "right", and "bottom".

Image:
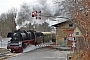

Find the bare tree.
[
  {"left": 16, "top": 3, "right": 32, "bottom": 25},
  {"left": 63, "top": 0, "right": 90, "bottom": 59},
  {"left": 0, "top": 8, "right": 17, "bottom": 37}
]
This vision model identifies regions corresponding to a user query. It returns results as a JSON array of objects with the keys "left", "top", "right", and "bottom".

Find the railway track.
[
  {"left": 0, "top": 52, "right": 22, "bottom": 60},
  {"left": 6, "top": 48, "right": 67, "bottom": 60},
  {"left": 0, "top": 43, "right": 53, "bottom": 60}
]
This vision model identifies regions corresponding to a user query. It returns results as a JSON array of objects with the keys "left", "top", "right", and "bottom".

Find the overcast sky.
[
  {"left": 0, "top": 0, "right": 65, "bottom": 14},
  {"left": 0, "top": 0, "right": 36, "bottom": 14}
]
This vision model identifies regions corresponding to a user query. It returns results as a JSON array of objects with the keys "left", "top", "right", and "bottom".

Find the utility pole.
[{"left": 0, "top": 36, "right": 2, "bottom": 48}]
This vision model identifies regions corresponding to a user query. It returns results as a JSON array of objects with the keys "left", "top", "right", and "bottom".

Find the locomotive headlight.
[
  {"left": 8, "top": 41, "right": 11, "bottom": 44},
  {"left": 19, "top": 41, "right": 22, "bottom": 45},
  {"left": 19, "top": 41, "right": 22, "bottom": 47}
]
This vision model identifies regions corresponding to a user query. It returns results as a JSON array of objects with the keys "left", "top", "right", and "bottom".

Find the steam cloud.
[{"left": 15, "top": 0, "right": 65, "bottom": 29}]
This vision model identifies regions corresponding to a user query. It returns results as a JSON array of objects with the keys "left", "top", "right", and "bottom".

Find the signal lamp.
[{"left": 32, "top": 12, "right": 35, "bottom": 17}]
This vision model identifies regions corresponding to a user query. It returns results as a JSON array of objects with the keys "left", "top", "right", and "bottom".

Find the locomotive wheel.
[
  {"left": 22, "top": 43, "right": 27, "bottom": 48},
  {"left": 21, "top": 48, "right": 23, "bottom": 52},
  {"left": 11, "top": 50, "right": 13, "bottom": 53}
]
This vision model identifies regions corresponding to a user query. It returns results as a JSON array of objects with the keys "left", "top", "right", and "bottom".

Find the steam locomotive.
[{"left": 7, "top": 29, "right": 56, "bottom": 53}]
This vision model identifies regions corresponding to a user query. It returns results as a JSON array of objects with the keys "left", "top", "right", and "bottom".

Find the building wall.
[{"left": 56, "top": 21, "right": 74, "bottom": 45}]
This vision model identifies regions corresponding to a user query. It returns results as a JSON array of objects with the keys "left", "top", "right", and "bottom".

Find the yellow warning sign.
[{"left": 72, "top": 27, "right": 83, "bottom": 37}]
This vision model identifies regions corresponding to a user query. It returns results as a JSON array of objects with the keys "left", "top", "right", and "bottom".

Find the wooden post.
[{"left": 77, "top": 37, "right": 80, "bottom": 60}]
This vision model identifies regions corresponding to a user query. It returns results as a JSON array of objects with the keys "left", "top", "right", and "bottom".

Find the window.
[
  {"left": 76, "top": 32, "right": 79, "bottom": 35},
  {"left": 69, "top": 23, "right": 73, "bottom": 28},
  {"left": 64, "top": 37, "right": 67, "bottom": 40}
]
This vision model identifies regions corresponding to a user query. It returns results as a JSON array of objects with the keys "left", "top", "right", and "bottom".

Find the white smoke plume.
[{"left": 15, "top": 0, "right": 65, "bottom": 30}]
